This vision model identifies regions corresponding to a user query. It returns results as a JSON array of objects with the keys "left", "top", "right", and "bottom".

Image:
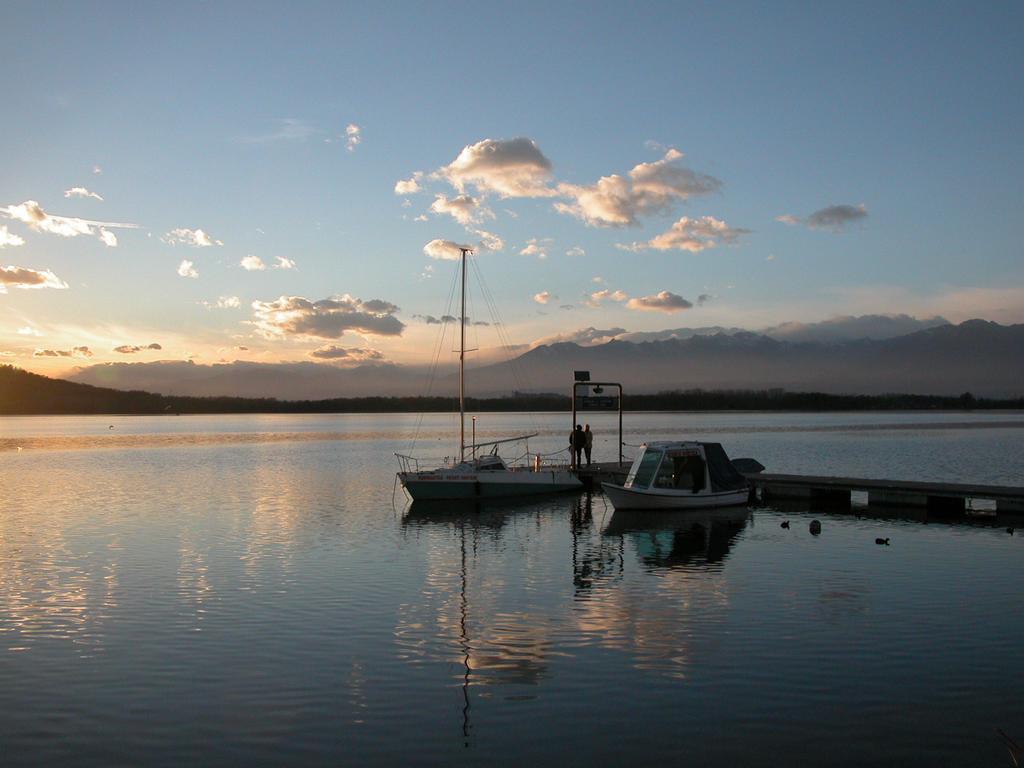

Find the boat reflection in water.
[{"left": 603, "top": 505, "right": 750, "bottom": 571}]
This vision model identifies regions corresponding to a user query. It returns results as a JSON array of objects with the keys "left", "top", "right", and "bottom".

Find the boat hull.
[
  {"left": 400, "top": 469, "right": 582, "bottom": 500},
  {"left": 601, "top": 482, "right": 750, "bottom": 510}
]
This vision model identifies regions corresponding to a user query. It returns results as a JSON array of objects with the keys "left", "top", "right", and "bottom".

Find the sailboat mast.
[{"left": 459, "top": 246, "right": 470, "bottom": 462}]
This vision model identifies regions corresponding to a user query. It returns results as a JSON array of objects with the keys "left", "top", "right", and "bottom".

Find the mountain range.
[{"left": 64, "top": 318, "right": 1024, "bottom": 399}]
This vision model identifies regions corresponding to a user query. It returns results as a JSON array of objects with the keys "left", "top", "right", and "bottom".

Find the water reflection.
[{"left": 603, "top": 506, "right": 750, "bottom": 571}]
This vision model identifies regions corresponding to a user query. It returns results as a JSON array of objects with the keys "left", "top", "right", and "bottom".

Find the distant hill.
[{"left": 62, "top": 319, "right": 1024, "bottom": 400}]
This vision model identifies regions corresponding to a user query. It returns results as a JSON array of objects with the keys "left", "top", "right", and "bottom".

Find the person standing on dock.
[
  {"left": 571, "top": 424, "right": 584, "bottom": 468},
  {"left": 583, "top": 424, "right": 593, "bottom": 466}
]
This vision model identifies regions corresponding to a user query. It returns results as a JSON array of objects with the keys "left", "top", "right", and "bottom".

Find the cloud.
[
  {"left": 697, "top": 293, "right": 711, "bottom": 305},
  {"left": 566, "top": 246, "right": 585, "bottom": 257},
  {"left": 273, "top": 256, "right": 296, "bottom": 270},
  {"left": 216, "top": 296, "right": 241, "bottom": 308},
  {"left": 626, "top": 290, "right": 693, "bottom": 312},
  {"left": 418, "top": 314, "right": 457, "bottom": 325},
  {"left": 413, "top": 214, "right": 428, "bottom": 222},
  {"left": 240, "top": 255, "right": 266, "bottom": 271},
  {"left": 64, "top": 187, "right": 103, "bottom": 201},
  {"left": 162, "top": 228, "right": 223, "bottom": 247},
  {"left": 436, "top": 137, "right": 555, "bottom": 198},
  {"left": 0, "top": 265, "right": 69, "bottom": 292},
  {"left": 17, "top": 326, "right": 42, "bottom": 336},
  {"left": 585, "top": 289, "right": 629, "bottom": 308},
  {"left": 520, "top": 238, "right": 550, "bottom": 259},
  {"left": 534, "top": 291, "right": 551, "bottom": 304},
  {"left": 346, "top": 123, "right": 362, "bottom": 152},
  {"left": 423, "top": 239, "right": 472, "bottom": 261},
  {"left": 113, "top": 343, "right": 162, "bottom": 354},
  {"left": 777, "top": 204, "right": 868, "bottom": 232},
  {"left": 0, "top": 226, "right": 25, "bottom": 248},
  {"left": 34, "top": 346, "right": 92, "bottom": 358},
  {"left": 309, "top": 344, "right": 384, "bottom": 361},
  {"left": 177, "top": 259, "right": 198, "bottom": 278},
  {"left": 430, "top": 193, "right": 493, "bottom": 226},
  {"left": 242, "top": 118, "right": 318, "bottom": 143},
  {"left": 250, "top": 294, "right": 405, "bottom": 339},
  {"left": 92, "top": 165, "right": 102, "bottom": 175},
  {"left": 2, "top": 200, "right": 137, "bottom": 244},
  {"left": 530, "top": 326, "right": 627, "bottom": 347},
  {"left": 472, "top": 229, "right": 505, "bottom": 252},
  {"left": 763, "top": 314, "right": 948, "bottom": 343},
  {"left": 554, "top": 149, "right": 721, "bottom": 227},
  {"left": 395, "top": 172, "right": 424, "bottom": 195},
  {"left": 97, "top": 228, "right": 118, "bottom": 247},
  {"left": 617, "top": 215, "right": 748, "bottom": 252}
]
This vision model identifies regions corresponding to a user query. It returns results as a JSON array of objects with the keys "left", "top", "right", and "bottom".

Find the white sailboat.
[{"left": 396, "top": 247, "right": 582, "bottom": 501}]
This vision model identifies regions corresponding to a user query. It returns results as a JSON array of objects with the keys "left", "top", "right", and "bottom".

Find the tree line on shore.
[{"left": 1, "top": 364, "right": 1020, "bottom": 415}]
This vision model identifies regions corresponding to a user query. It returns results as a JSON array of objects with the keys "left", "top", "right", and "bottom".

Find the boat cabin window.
[
  {"left": 627, "top": 449, "right": 663, "bottom": 489},
  {"left": 654, "top": 453, "right": 706, "bottom": 492},
  {"left": 477, "top": 457, "right": 506, "bottom": 471}
]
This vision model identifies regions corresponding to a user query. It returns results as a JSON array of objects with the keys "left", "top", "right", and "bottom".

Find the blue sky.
[{"left": 2, "top": 1, "right": 1022, "bottom": 374}]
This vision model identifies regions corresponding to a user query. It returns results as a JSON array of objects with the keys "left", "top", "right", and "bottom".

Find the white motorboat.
[
  {"left": 396, "top": 247, "right": 581, "bottom": 501},
  {"left": 601, "top": 441, "right": 751, "bottom": 510}
]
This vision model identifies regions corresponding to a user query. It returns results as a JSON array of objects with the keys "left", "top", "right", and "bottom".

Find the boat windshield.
[{"left": 626, "top": 448, "right": 663, "bottom": 489}]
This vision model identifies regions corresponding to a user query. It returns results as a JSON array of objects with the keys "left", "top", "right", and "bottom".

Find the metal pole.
[
  {"left": 618, "top": 384, "right": 623, "bottom": 466},
  {"left": 472, "top": 416, "right": 476, "bottom": 460},
  {"left": 459, "top": 247, "right": 468, "bottom": 462},
  {"left": 570, "top": 383, "right": 577, "bottom": 470}
]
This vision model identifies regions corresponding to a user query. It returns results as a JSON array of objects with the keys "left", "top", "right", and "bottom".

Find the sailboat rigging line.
[
  {"left": 469, "top": 258, "right": 542, "bottom": 435},
  {"left": 408, "top": 259, "right": 462, "bottom": 454}
]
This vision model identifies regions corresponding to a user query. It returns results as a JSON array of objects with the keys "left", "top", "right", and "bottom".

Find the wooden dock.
[
  {"left": 573, "top": 461, "right": 629, "bottom": 490},
  {"left": 745, "top": 472, "right": 1024, "bottom": 514}
]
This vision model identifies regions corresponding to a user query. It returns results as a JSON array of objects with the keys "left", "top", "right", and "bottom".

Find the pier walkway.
[{"left": 745, "top": 472, "right": 1024, "bottom": 514}]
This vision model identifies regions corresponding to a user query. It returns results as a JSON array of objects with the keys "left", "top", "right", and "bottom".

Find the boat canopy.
[{"left": 626, "top": 441, "right": 747, "bottom": 492}]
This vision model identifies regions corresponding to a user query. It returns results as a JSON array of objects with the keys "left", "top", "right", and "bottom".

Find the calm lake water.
[{"left": 2, "top": 411, "right": 1023, "bottom": 766}]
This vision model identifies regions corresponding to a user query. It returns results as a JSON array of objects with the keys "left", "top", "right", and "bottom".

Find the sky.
[{"left": 2, "top": 1, "right": 1022, "bottom": 377}]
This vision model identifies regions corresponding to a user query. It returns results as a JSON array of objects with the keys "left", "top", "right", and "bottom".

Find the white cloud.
[
  {"left": 436, "top": 137, "right": 555, "bottom": 198},
  {"left": 92, "top": 165, "right": 102, "bottom": 175},
  {"left": 273, "top": 256, "right": 297, "bottom": 270},
  {"left": 215, "top": 296, "right": 241, "bottom": 309},
  {"left": 395, "top": 172, "right": 424, "bottom": 195},
  {"left": 566, "top": 246, "right": 585, "bottom": 257},
  {"left": 626, "top": 290, "right": 693, "bottom": 312},
  {"left": 554, "top": 149, "right": 721, "bottom": 227},
  {"left": 346, "top": 123, "right": 362, "bottom": 152},
  {"left": 534, "top": 291, "right": 551, "bottom": 304},
  {"left": 250, "top": 294, "right": 405, "bottom": 339},
  {"left": 177, "top": 259, "right": 198, "bottom": 278},
  {"left": 98, "top": 228, "right": 117, "bottom": 247},
  {"left": 163, "top": 228, "right": 223, "bottom": 247},
  {"left": 585, "top": 288, "right": 629, "bottom": 308},
  {"left": 2, "top": 200, "right": 137, "bottom": 244},
  {"left": 240, "top": 255, "right": 266, "bottom": 271},
  {"left": 64, "top": 187, "right": 103, "bottom": 201},
  {"left": 0, "top": 225, "right": 25, "bottom": 248},
  {"left": 530, "top": 326, "right": 627, "bottom": 347},
  {"left": 430, "top": 193, "right": 493, "bottom": 226},
  {"left": 423, "top": 239, "right": 472, "bottom": 261},
  {"left": 520, "top": 238, "right": 550, "bottom": 259},
  {"left": 17, "top": 326, "right": 42, "bottom": 336},
  {"left": 413, "top": 214, "right": 428, "bottom": 222},
  {"left": 0, "top": 265, "right": 69, "bottom": 293},
  {"left": 309, "top": 344, "right": 384, "bottom": 362},
  {"left": 473, "top": 229, "right": 505, "bottom": 252},
  {"left": 617, "top": 216, "right": 748, "bottom": 252},
  {"left": 775, "top": 214, "right": 800, "bottom": 226}
]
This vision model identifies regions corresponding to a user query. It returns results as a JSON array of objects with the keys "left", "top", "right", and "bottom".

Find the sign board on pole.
[{"left": 578, "top": 395, "right": 619, "bottom": 410}]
